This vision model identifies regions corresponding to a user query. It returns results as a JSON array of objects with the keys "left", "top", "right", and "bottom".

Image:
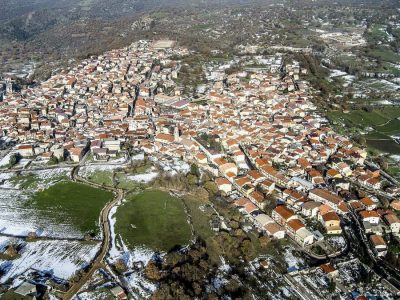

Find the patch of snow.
[
  {"left": 125, "top": 271, "right": 157, "bottom": 298},
  {"left": 390, "top": 155, "right": 400, "bottom": 162},
  {"left": 32, "top": 167, "right": 72, "bottom": 180},
  {"left": 108, "top": 204, "right": 120, "bottom": 260},
  {"left": 329, "top": 69, "right": 347, "bottom": 78},
  {"left": 127, "top": 172, "right": 159, "bottom": 183},
  {"left": 76, "top": 290, "right": 111, "bottom": 300},
  {"left": 377, "top": 100, "right": 393, "bottom": 105},
  {"left": 131, "top": 152, "right": 145, "bottom": 161},
  {"left": 108, "top": 201, "right": 157, "bottom": 299},
  {"left": 219, "top": 256, "right": 231, "bottom": 273},
  {"left": 0, "top": 188, "right": 83, "bottom": 239},
  {"left": 342, "top": 75, "right": 356, "bottom": 87},
  {"left": 0, "top": 153, "right": 13, "bottom": 167},
  {"left": 78, "top": 164, "right": 121, "bottom": 177},
  {"left": 155, "top": 157, "right": 190, "bottom": 176},
  {"left": 0, "top": 239, "right": 100, "bottom": 283},
  {"left": 283, "top": 247, "right": 305, "bottom": 271}
]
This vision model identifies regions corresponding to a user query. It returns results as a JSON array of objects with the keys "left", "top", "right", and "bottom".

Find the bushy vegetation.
[{"left": 145, "top": 240, "right": 250, "bottom": 299}]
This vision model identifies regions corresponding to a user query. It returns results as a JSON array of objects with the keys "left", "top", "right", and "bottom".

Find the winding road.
[{"left": 62, "top": 166, "right": 124, "bottom": 300}]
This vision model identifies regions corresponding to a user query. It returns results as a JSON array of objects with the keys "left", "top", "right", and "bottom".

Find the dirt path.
[{"left": 62, "top": 167, "right": 124, "bottom": 300}]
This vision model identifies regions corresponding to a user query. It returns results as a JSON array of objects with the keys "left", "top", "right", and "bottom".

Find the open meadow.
[{"left": 114, "top": 190, "right": 192, "bottom": 251}]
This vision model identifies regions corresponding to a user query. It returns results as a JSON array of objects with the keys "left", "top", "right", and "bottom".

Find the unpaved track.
[{"left": 62, "top": 167, "right": 123, "bottom": 300}]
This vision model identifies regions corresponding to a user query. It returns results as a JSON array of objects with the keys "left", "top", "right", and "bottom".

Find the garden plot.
[
  {"left": 0, "top": 239, "right": 100, "bottom": 283},
  {"left": 326, "top": 236, "right": 346, "bottom": 251}
]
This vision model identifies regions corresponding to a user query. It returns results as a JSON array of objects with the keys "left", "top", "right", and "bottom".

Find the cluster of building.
[
  {"left": 141, "top": 63, "right": 399, "bottom": 256},
  {"left": 0, "top": 41, "right": 187, "bottom": 164},
  {"left": 285, "top": 258, "right": 399, "bottom": 298},
  {"left": 1, "top": 39, "right": 399, "bottom": 259},
  {"left": 319, "top": 30, "right": 367, "bottom": 48}
]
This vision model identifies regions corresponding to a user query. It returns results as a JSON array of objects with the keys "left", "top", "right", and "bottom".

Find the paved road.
[{"left": 62, "top": 168, "right": 124, "bottom": 300}]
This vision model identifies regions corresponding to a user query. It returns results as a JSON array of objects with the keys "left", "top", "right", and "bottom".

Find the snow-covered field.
[
  {"left": 127, "top": 167, "right": 159, "bottom": 183},
  {"left": 78, "top": 164, "right": 122, "bottom": 178},
  {"left": 390, "top": 155, "right": 400, "bottom": 162},
  {"left": 0, "top": 189, "right": 41, "bottom": 236},
  {"left": 76, "top": 290, "right": 111, "bottom": 300},
  {"left": 328, "top": 69, "right": 356, "bottom": 87},
  {"left": 108, "top": 202, "right": 157, "bottom": 298},
  {"left": 0, "top": 168, "right": 85, "bottom": 239},
  {"left": 152, "top": 157, "right": 190, "bottom": 176},
  {"left": 0, "top": 152, "right": 13, "bottom": 167},
  {"left": 0, "top": 167, "right": 72, "bottom": 190},
  {"left": 131, "top": 152, "right": 145, "bottom": 162},
  {"left": 0, "top": 238, "right": 100, "bottom": 283},
  {"left": 123, "top": 156, "right": 190, "bottom": 184},
  {"left": 329, "top": 69, "right": 347, "bottom": 78}
]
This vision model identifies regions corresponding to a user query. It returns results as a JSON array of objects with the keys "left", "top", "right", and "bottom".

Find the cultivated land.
[
  {"left": 327, "top": 107, "right": 400, "bottom": 154},
  {"left": 114, "top": 190, "right": 191, "bottom": 251},
  {"left": 27, "top": 181, "right": 113, "bottom": 237}
]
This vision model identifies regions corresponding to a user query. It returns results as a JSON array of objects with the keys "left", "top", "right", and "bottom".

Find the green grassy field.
[
  {"left": 115, "top": 173, "right": 142, "bottom": 190},
  {"left": 114, "top": 190, "right": 192, "bottom": 251},
  {"left": 327, "top": 108, "right": 400, "bottom": 154},
  {"left": 327, "top": 109, "right": 400, "bottom": 128},
  {"left": 387, "top": 166, "right": 400, "bottom": 181},
  {"left": 8, "top": 173, "right": 70, "bottom": 190},
  {"left": 375, "top": 119, "right": 400, "bottom": 135},
  {"left": 87, "top": 170, "right": 114, "bottom": 186},
  {"left": 367, "top": 25, "right": 388, "bottom": 42},
  {"left": 368, "top": 48, "right": 400, "bottom": 64},
  {"left": 27, "top": 181, "right": 113, "bottom": 236},
  {"left": 366, "top": 140, "right": 400, "bottom": 155},
  {"left": 182, "top": 196, "right": 213, "bottom": 241},
  {"left": 9, "top": 174, "right": 41, "bottom": 189}
]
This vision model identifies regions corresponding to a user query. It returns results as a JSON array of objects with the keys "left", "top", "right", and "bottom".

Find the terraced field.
[{"left": 327, "top": 107, "right": 400, "bottom": 154}]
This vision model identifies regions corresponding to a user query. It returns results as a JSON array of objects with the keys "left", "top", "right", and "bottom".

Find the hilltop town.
[{"left": 0, "top": 39, "right": 400, "bottom": 299}]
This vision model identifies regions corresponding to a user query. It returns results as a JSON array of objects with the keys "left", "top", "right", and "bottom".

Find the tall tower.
[
  {"left": 5, "top": 78, "right": 12, "bottom": 95},
  {"left": 174, "top": 124, "right": 180, "bottom": 142}
]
